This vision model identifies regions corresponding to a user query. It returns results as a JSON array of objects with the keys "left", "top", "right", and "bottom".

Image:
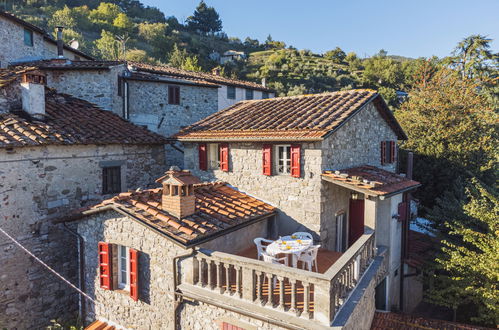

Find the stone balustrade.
[{"left": 179, "top": 231, "right": 376, "bottom": 327}]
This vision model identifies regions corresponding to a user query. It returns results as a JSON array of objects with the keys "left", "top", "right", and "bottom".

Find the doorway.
[{"left": 348, "top": 197, "right": 365, "bottom": 246}]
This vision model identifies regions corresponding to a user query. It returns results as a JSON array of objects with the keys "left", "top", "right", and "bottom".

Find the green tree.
[
  {"left": 395, "top": 68, "right": 498, "bottom": 209},
  {"left": 426, "top": 179, "right": 499, "bottom": 326},
  {"left": 48, "top": 5, "right": 76, "bottom": 30},
  {"left": 168, "top": 44, "right": 188, "bottom": 68},
  {"left": 94, "top": 30, "right": 120, "bottom": 60},
  {"left": 324, "top": 47, "right": 346, "bottom": 63},
  {"left": 89, "top": 2, "right": 122, "bottom": 26},
  {"left": 125, "top": 49, "right": 155, "bottom": 63},
  {"left": 186, "top": 1, "right": 222, "bottom": 34},
  {"left": 182, "top": 56, "right": 202, "bottom": 72},
  {"left": 113, "top": 12, "right": 134, "bottom": 33}
]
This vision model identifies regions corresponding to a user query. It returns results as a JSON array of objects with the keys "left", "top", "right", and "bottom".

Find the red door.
[{"left": 349, "top": 198, "right": 365, "bottom": 247}]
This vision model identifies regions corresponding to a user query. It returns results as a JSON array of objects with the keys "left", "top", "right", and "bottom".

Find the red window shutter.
[
  {"left": 220, "top": 323, "right": 244, "bottom": 330},
  {"left": 198, "top": 143, "right": 207, "bottom": 171},
  {"left": 129, "top": 248, "right": 139, "bottom": 301},
  {"left": 98, "top": 242, "right": 113, "bottom": 290},
  {"left": 398, "top": 202, "right": 408, "bottom": 222},
  {"left": 290, "top": 145, "right": 301, "bottom": 178},
  {"left": 220, "top": 143, "right": 229, "bottom": 172},
  {"left": 381, "top": 141, "right": 387, "bottom": 165},
  {"left": 390, "top": 141, "right": 396, "bottom": 163},
  {"left": 262, "top": 144, "right": 272, "bottom": 176}
]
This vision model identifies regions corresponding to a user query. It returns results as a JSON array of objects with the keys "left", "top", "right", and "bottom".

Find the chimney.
[
  {"left": 261, "top": 77, "right": 267, "bottom": 87},
  {"left": 21, "top": 71, "right": 46, "bottom": 119},
  {"left": 56, "top": 26, "right": 64, "bottom": 58},
  {"left": 155, "top": 167, "right": 201, "bottom": 219}
]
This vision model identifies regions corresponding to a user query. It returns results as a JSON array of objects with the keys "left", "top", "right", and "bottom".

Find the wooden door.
[{"left": 348, "top": 198, "right": 365, "bottom": 246}]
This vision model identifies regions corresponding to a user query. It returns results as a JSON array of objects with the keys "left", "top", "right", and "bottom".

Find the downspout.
[
  {"left": 399, "top": 152, "right": 413, "bottom": 311},
  {"left": 173, "top": 248, "right": 196, "bottom": 330},
  {"left": 62, "top": 222, "right": 86, "bottom": 323}
]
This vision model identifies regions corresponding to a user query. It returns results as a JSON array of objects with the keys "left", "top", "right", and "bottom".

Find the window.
[
  {"left": 227, "top": 86, "right": 236, "bottom": 99},
  {"left": 262, "top": 91, "right": 269, "bottom": 99},
  {"left": 98, "top": 242, "right": 139, "bottom": 300},
  {"left": 245, "top": 89, "right": 253, "bottom": 100},
  {"left": 102, "top": 166, "right": 121, "bottom": 194},
  {"left": 335, "top": 212, "right": 348, "bottom": 252},
  {"left": 24, "top": 28, "right": 33, "bottom": 47},
  {"left": 118, "top": 245, "right": 130, "bottom": 290},
  {"left": 207, "top": 143, "right": 220, "bottom": 169},
  {"left": 275, "top": 145, "right": 291, "bottom": 174},
  {"left": 381, "top": 141, "right": 396, "bottom": 165},
  {"left": 168, "top": 85, "right": 180, "bottom": 105}
]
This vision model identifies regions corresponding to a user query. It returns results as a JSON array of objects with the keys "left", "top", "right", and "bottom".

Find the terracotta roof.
[
  {"left": 371, "top": 312, "right": 490, "bottom": 330},
  {"left": 37, "top": 60, "right": 123, "bottom": 70},
  {"left": 0, "top": 10, "right": 94, "bottom": 60},
  {"left": 406, "top": 230, "right": 436, "bottom": 269},
  {"left": 128, "top": 61, "right": 273, "bottom": 92},
  {"left": 127, "top": 71, "right": 220, "bottom": 88},
  {"left": 74, "top": 181, "right": 276, "bottom": 246},
  {"left": 0, "top": 66, "right": 36, "bottom": 87},
  {"left": 0, "top": 89, "right": 167, "bottom": 148},
  {"left": 322, "top": 165, "right": 420, "bottom": 197},
  {"left": 172, "top": 90, "right": 407, "bottom": 142},
  {"left": 85, "top": 320, "right": 115, "bottom": 330}
]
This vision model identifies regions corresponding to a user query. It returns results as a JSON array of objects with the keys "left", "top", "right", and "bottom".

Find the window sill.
[{"left": 113, "top": 288, "right": 130, "bottom": 296}]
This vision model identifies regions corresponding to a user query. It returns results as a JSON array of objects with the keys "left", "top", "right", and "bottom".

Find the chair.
[
  {"left": 292, "top": 232, "right": 313, "bottom": 241},
  {"left": 261, "top": 252, "right": 288, "bottom": 266},
  {"left": 297, "top": 245, "right": 320, "bottom": 272},
  {"left": 254, "top": 238, "right": 273, "bottom": 260}
]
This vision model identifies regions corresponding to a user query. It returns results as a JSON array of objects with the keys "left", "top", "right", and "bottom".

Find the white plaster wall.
[{"left": 217, "top": 85, "right": 274, "bottom": 110}]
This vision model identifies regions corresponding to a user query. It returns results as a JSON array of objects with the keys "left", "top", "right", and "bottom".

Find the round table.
[{"left": 266, "top": 235, "right": 313, "bottom": 268}]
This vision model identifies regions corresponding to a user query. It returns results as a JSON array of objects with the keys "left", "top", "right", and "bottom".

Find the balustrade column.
[
  {"left": 289, "top": 279, "right": 297, "bottom": 314},
  {"left": 197, "top": 258, "right": 204, "bottom": 287},
  {"left": 236, "top": 266, "right": 242, "bottom": 298},
  {"left": 277, "top": 276, "right": 285, "bottom": 310},
  {"left": 265, "top": 273, "right": 274, "bottom": 307},
  {"left": 303, "top": 282, "right": 311, "bottom": 318},
  {"left": 255, "top": 271, "right": 263, "bottom": 303},
  {"left": 225, "top": 264, "right": 231, "bottom": 294}
]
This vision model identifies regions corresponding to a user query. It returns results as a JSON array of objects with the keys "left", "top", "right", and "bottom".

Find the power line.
[{"left": 0, "top": 226, "right": 97, "bottom": 304}]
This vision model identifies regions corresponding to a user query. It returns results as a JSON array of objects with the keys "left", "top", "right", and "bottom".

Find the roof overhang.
[
  {"left": 321, "top": 166, "right": 421, "bottom": 199},
  {"left": 55, "top": 203, "right": 277, "bottom": 249},
  {"left": 125, "top": 74, "right": 220, "bottom": 89}
]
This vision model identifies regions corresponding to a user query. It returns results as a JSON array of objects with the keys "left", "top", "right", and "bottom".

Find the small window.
[
  {"left": 118, "top": 245, "right": 130, "bottom": 290},
  {"left": 207, "top": 143, "right": 220, "bottom": 170},
  {"left": 275, "top": 145, "right": 291, "bottom": 174},
  {"left": 24, "top": 28, "right": 33, "bottom": 47},
  {"left": 227, "top": 86, "right": 236, "bottom": 99},
  {"left": 262, "top": 91, "right": 269, "bottom": 99},
  {"left": 245, "top": 89, "right": 253, "bottom": 100},
  {"left": 102, "top": 166, "right": 121, "bottom": 194},
  {"left": 168, "top": 85, "right": 180, "bottom": 105}
]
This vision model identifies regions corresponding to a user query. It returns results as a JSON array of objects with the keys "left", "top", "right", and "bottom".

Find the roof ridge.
[{"left": 240, "top": 89, "right": 378, "bottom": 103}]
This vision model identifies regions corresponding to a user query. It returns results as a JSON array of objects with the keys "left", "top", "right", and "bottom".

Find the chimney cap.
[
  {"left": 22, "top": 70, "right": 47, "bottom": 85},
  {"left": 156, "top": 168, "right": 201, "bottom": 185}
]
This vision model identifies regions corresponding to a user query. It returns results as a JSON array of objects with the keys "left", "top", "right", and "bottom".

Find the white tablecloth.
[{"left": 266, "top": 235, "right": 312, "bottom": 267}]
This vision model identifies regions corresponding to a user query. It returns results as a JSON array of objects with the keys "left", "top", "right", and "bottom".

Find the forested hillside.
[{"left": 3, "top": 0, "right": 438, "bottom": 104}]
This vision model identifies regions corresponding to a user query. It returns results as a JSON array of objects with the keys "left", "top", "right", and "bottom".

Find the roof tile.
[{"left": 173, "top": 90, "right": 407, "bottom": 141}]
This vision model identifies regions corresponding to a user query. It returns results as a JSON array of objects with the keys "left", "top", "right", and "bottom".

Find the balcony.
[{"left": 177, "top": 231, "right": 377, "bottom": 328}]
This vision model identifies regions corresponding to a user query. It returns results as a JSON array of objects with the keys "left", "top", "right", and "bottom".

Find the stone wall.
[
  {"left": 184, "top": 141, "right": 324, "bottom": 238},
  {"left": 45, "top": 66, "right": 125, "bottom": 116},
  {"left": 321, "top": 102, "right": 398, "bottom": 173},
  {"left": 127, "top": 79, "right": 218, "bottom": 167},
  {"left": 0, "top": 17, "right": 47, "bottom": 68},
  {"left": 179, "top": 302, "right": 287, "bottom": 330},
  {"left": 0, "top": 16, "right": 86, "bottom": 68},
  {"left": 77, "top": 210, "right": 187, "bottom": 329},
  {"left": 0, "top": 143, "right": 166, "bottom": 329}
]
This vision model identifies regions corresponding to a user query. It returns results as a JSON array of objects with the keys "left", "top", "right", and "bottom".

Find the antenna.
[{"left": 69, "top": 39, "right": 79, "bottom": 50}]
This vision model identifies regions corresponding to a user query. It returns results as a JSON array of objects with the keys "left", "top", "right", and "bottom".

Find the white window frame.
[
  {"left": 335, "top": 212, "right": 348, "bottom": 252},
  {"left": 207, "top": 143, "right": 220, "bottom": 170},
  {"left": 274, "top": 145, "right": 291, "bottom": 175},
  {"left": 118, "top": 245, "right": 130, "bottom": 290}
]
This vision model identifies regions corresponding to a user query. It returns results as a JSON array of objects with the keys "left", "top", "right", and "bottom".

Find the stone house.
[
  {"left": 61, "top": 90, "right": 419, "bottom": 329},
  {"left": 0, "top": 10, "right": 93, "bottom": 68},
  {"left": 127, "top": 62, "right": 275, "bottom": 111},
  {"left": 22, "top": 59, "right": 274, "bottom": 166},
  {"left": 0, "top": 68, "right": 168, "bottom": 328}
]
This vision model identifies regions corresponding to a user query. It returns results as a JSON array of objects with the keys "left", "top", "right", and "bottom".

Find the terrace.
[{"left": 177, "top": 230, "right": 377, "bottom": 328}]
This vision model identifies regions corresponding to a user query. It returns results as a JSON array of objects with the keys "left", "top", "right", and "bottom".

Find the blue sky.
[{"left": 141, "top": 0, "right": 498, "bottom": 58}]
